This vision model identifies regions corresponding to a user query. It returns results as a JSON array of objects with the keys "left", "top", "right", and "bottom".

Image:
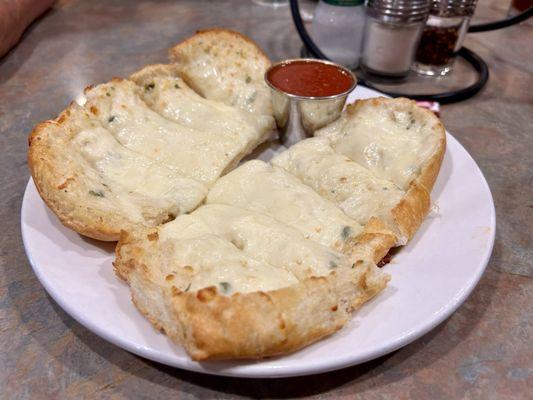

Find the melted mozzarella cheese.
[
  {"left": 139, "top": 74, "right": 274, "bottom": 158},
  {"left": 272, "top": 137, "right": 404, "bottom": 226},
  {"left": 316, "top": 102, "right": 440, "bottom": 189},
  {"left": 84, "top": 80, "right": 260, "bottom": 185},
  {"left": 172, "top": 38, "right": 272, "bottom": 115},
  {"left": 71, "top": 123, "right": 208, "bottom": 220},
  {"left": 159, "top": 215, "right": 298, "bottom": 294},
  {"left": 60, "top": 132, "right": 151, "bottom": 223},
  {"left": 190, "top": 204, "right": 352, "bottom": 280},
  {"left": 206, "top": 160, "right": 363, "bottom": 252}
]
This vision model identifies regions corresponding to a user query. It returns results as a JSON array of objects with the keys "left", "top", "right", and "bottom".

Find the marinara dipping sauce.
[{"left": 266, "top": 59, "right": 355, "bottom": 98}]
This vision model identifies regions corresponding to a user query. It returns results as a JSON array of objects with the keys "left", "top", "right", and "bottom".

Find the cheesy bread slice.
[
  {"left": 207, "top": 160, "right": 363, "bottom": 253},
  {"left": 313, "top": 98, "right": 446, "bottom": 241},
  {"left": 206, "top": 160, "right": 396, "bottom": 261},
  {"left": 84, "top": 79, "right": 265, "bottom": 186},
  {"left": 273, "top": 137, "right": 423, "bottom": 243},
  {"left": 316, "top": 97, "right": 445, "bottom": 191},
  {"left": 169, "top": 29, "right": 272, "bottom": 116},
  {"left": 272, "top": 137, "right": 403, "bottom": 227},
  {"left": 29, "top": 31, "right": 276, "bottom": 241},
  {"left": 28, "top": 104, "right": 208, "bottom": 240},
  {"left": 130, "top": 64, "right": 275, "bottom": 172},
  {"left": 181, "top": 204, "right": 355, "bottom": 281},
  {"left": 114, "top": 203, "right": 388, "bottom": 360}
]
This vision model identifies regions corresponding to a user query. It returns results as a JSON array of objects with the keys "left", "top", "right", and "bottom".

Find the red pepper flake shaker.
[{"left": 412, "top": 0, "right": 477, "bottom": 76}]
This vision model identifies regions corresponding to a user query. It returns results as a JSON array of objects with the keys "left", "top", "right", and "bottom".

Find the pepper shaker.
[
  {"left": 360, "top": 0, "right": 430, "bottom": 81},
  {"left": 412, "top": 0, "right": 478, "bottom": 76}
]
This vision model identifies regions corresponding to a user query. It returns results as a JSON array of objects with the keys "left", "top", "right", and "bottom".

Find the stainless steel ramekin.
[{"left": 264, "top": 58, "right": 357, "bottom": 147}]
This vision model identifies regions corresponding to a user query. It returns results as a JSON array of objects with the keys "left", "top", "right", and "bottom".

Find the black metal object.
[
  {"left": 289, "top": 0, "right": 531, "bottom": 103},
  {"left": 469, "top": 6, "right": 532, "bottom": 32}
]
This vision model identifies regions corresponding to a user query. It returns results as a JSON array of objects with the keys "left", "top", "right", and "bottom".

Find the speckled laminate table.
[{"left": 1, "top": 0, "right": 531, "bottom": 398}]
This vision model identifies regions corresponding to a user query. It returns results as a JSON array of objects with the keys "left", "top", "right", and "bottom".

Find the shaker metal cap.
[
  {"left": 366, "top": 0, "right": 430, "bottom": 22},
  {"left": 429, "top": 0, "right": 478, "bottom": 17}
]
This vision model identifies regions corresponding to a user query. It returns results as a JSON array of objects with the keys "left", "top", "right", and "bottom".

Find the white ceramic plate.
[{"left": 21, "top": 87, "right": 495, "bottom": 378}]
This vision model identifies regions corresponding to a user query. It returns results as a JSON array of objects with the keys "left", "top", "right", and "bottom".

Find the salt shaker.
[
  {"left": 360, "top": 0, "right": 430, "bottom": 80},
  {"left": 412, "top": 0, "right": 478, "bottom": 76}
]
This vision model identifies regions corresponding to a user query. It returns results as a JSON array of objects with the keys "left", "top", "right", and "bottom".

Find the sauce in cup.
[
  {"left": 266, "top": 60, "right": 355, "bottom": 98},
  {"left": 265, "top": 59, "right": 357, "bottom": 146}
]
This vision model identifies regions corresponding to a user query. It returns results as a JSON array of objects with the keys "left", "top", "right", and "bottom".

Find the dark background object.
[
  {"left": 469, "top": 4, "right": 532, "bottom": 31},
  {"left": 290, "top": 0, "right": 531, "bottom": 103}
]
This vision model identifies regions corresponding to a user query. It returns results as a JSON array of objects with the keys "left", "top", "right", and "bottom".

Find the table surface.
[{"left": 1, "top": 0, "right": 531, "bottom": 398}]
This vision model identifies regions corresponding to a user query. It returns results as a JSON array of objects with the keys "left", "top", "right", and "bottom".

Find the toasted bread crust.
[
  {"left": 130, "top": 63, "right": 181, "bottom": 84},
  {"left": 169, "top": 28, "right": 270, "bottom": 66},
  {"left": 342, "top": 97, "right": 446, "bottom": 243},
  {"left": 391, "top": 183, "right": 431, "bottom": 242},
  {"left": 391, "top": 128, "right": 444, "bottom": 243},
  {"left": 351, "top": 217, "right": 398, "bottom": 264},
  {"left": 114, "top": 228, "right": 388, "bottom": 360},
  {"left": 169, "top": 28, "right": 272, "bottom": 116},
  {"left": 392, "top": 101, "right": 445, "bottom": 241},
  {"left": 28, "top": 105, "right": 137, "bottom": 241}
]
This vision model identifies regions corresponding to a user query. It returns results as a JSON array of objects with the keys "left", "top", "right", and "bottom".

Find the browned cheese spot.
[
  {"left": 57, "top": 177, "right": 75, "bottom": 190},
  {"left": 147, "top": 231, "right": 159, "bottom": 241},
  {"left": 359, "top": 274, "right": 368, "bottom": 291},
  {"left": 197, "top": 287, "right": 217, "bottom": 302},
  {"left": 171, "top": 286, "right": 180, "bottom": 297}
]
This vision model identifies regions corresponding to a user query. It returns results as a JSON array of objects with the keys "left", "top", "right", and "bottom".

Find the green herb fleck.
[
  {"left": 89, "top": 190, "right": 104, "bottom": 197},
  {"left": 246, "top": 91, "right": 257, "bottom": 105},
  {"left": 145, "top": 82, "right": 155, "bottom": 91},
  {"left": 174, "top": 83, "right": 180, "bottom": 89},
  {"left": 219, "top": 282, "right": 231, "bottom": 294},
  {"left": 341, "top": 226, "right": 351, "bottom": 240},
  {"left": 105, "top": 92, "right": 111, "bottom": 97},
  {"left": 329, "top": 261, "right": 338, "bottom": 269},
  {"left": 184, "top": 283, "right": 191, "bottom": 292},
  {"left": 245, "top": 76, "right": 251, "bottom": 83},
  {"left": 108, "top": 115, "right": 116, "bottom": 123}
]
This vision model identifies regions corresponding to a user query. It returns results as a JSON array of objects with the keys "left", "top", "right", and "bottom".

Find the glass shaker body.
[
  {"left": 312, "top": 0, "right": 366, "bottom": 69},
  {"left": 360, "top": 0, "right": 430, "bottom": 81},
  {"left": 412, "top": 0, "right": 477, "bottom": 76},
  {"left": 361, "top": 17, "right": 425, "bottom": 79}
]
